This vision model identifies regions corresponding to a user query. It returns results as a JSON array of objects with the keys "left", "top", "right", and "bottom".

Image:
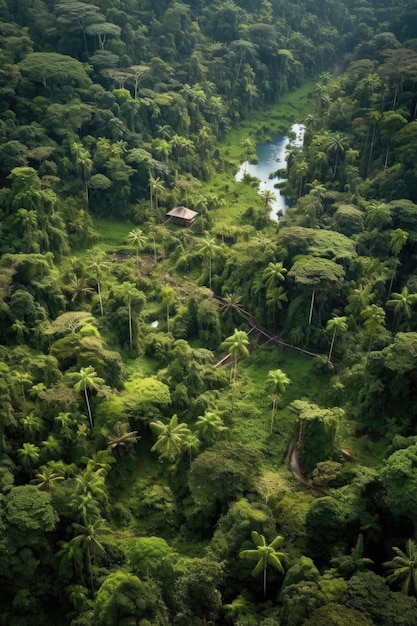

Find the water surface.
[{"left": 235, "top": 123, "right": 305, "bottom": 219}]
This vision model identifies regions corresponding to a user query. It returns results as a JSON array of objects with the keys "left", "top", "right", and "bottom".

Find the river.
[{"left": 235, "top": 122, "right": 305, "bottom": 220}]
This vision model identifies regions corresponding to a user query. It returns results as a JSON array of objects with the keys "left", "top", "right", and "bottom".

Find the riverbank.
[{"left": 204, "top": 82, "right": 314, "bottom": 230}]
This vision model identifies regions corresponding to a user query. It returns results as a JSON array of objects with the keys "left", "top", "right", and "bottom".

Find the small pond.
[{"left": 235, "top": 122, "right": 305, "bottom": 220}]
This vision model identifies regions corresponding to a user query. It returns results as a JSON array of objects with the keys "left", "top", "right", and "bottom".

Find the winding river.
[{"left": 235, "top": 122, "right": 305, "bottom": 220}]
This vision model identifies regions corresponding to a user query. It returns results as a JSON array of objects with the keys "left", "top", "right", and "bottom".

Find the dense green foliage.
[{"left": 2, "top": 0, "right": 417, "bottom": 624}]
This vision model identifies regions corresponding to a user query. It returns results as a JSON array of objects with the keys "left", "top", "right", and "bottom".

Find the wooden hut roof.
[{"left": 166, "top": 206, "right": 199, "bottom": 220}]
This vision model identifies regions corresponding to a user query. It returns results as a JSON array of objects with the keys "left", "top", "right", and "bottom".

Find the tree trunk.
[
  {"left": 128, "top": 300, "right": 133, "bottom": 349},
  {"left": 97, "top": 280, "right": 104, "bottom": 316},
  {"left": 328, "top": 328, "right": 336, "bottom": 361},
  {"left": 84, "top": 388, "right": 93, "bottom": 429},
  {"left": 308, "top": 289, "right": 315, "bottom": 325}
]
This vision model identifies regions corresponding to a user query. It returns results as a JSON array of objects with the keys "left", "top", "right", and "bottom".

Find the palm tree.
[
  {"left": 240, "top": 531, "right": 288, "bottom": 597},
  {"left": 266, "top": 286, "right": 288, "bottom": 324},
  {"left": 387, "top": 286, "right": 417, "bottom": 330},
  {"left": 384, "top": 539, "right": 417, "bottom": 596},
  {"left": 265, "top": 369, "right": 291, "bottom": 433},
  {"left": 11, "top": 319, "right": 28, "bottom": 343},
  {"left": 361, "top": 304, "right": 386, "bottom": 354},
  {"left": 259, "top": 189, "right": 276, "bottom": 211},
  {"left": 29, "top": 382, "right": 46, "bottom": 401},
  {"left": 241, "top": 137, "right": 254, "bottom": 171},
  {"left": 18, "top": 442, "right": 40, "bottom": 469},
  {"left": 331, "top": 534, "right": 374, "bottom": 578},
  {"left": 21, "top": 412, "right": 43, "bottom": 438},
  {"left": 118, "top": 281, "right": 144, "bottom": 349},
  {"left": 221, "top": 293, "right": 244, "bottom": 315},
  {"left": 70, "top": 274, "right": 95, "bottom": 302},
  {"left": 87, "top": 255, "right": 109, "bottom": 316},
  {"left": 56, "top": 539, "right": 85, "bottom": 586},
  {"left": 221, "top": 328, "right": 250, "bottom": 384},
  {"left": 262, "top": 262, "right": 287, "bottom": 291},
  {"left": 150, "top": 414, "right": 191, "bottom": 462},
  {"left": 183, "top": 433, "right": 200, "bottom": 465},
  {"left": 31, "top": 463, "right": 65, "bottom": 490},
  {"left": 107, "top": 421, "right": 141, "bottom": 456},
  {"left": 127, "top": 228, "right": 147, "bottom": 273},
  {"left": 262, "top": 262, "right": 288, "bottom": 323},
  {"left": 54, "top": 411, "right": 74, "bottom": 442},
  {"left": 71, "top": 142, "right": 92, "bottom": 204},
  {"left": 292, "top": 159, "right": 309, "bottom": 197},
  {"left": 70, "top": 517, "right": 108, "bottom": 591},
  {"left": 75, "top": 468, "right": 109, "bottom": 515},
  {"left": 317, "top": 131, "right": 348, "bottom": 177},
  {"left": 194, "top": 411, "right": 228, "bottom": 444},
  {"left": 12, "top": 370, "right": 32, "bottom": 417},
  {"left": 231, "top": 39, "right": 257, "bottom": 85},
  {"left": 325, "top": 315, "right": 348, "bottom": 362},
  {"left": 197, "top": 233, "right": 221, "bottom": 290},
  {"left": 149, "top": 173, "right": 165, "bottom": 212},
  {"left": 160, "top": 285, "right": 177, "bottom": 332},
  {"left": 41, "top": 434, "right": 62, "bottom": 460},
  {"left": 388, "top": 228, "right": 408, "bottom": 297},
  {"left": 72, "top": 366, "right": 105, "bottom": 429}
]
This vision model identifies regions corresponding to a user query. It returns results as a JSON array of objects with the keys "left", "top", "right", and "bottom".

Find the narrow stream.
[{"left": 235, "top": 122, "right": 305, "bottom": 220}]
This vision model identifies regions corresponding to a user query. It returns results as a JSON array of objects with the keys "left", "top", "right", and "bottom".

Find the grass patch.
[
  {"left": 94, "top": 218, "right": 134, "bottom": 249},
  {"left": 124, "top": 354, "right": 161, "bottom": 378},
  {"left": 226, "top": 345, "right": 324, "bottom": 469}
]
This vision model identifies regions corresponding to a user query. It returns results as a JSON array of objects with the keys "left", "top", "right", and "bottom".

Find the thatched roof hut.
[{"left": 166, "top": 206, "right": 198, "bottom": 227}]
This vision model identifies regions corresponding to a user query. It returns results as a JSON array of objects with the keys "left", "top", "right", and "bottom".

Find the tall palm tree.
[
  {"left": 231, "top": 39, "right": 257, "bottom": 85},
  {"left": 183, "top": 433, "right": 200, "bottom": 465},
  {"left": 71, "top": 142, "right": 92, "bottom": 204},
  {"left": 12, "top": 370, "right": 32, "bottom": 417},
  {"left": 241, "top": 136, "right": 254, "bottom": 171},
  {"left": 266, "top": 286, "right": 288, "bottom": 324},
  {"left": 221, "top": 328, "right": 250, "bottom": 384},
  {"left": 361, "top": 304, "right": 386, "bottom": 355},
  {"left": 70, "top": 274, "right": 95, "bottom": 303},
  {"left": 260, "top": 189, "right": 276, "bottom": 211},
  {"left": 150, "top": 414, "right": 191, "bottom": 462},
  {"left": 240, "top": 531, "right": 288, "bottom": 597},
  {"left": 325, "top": 315, "right": 348, "bottom": 362},
  {"left": 160, "top": 285, "right": 177, "bottom": 332},
  {"left": 387, "top": 286, "right": 417, "bottom": 330},
  {"left": 197, "top": 233, "right": 221, "bottom": 290},
  {"left": 262, "top": 262, "right": 287, "bottom": 291},
  {"left": 388, "top": 228, "right": 408, "bottom": 297},
  {"left": 149, "top": 173, "right": 165, "bottom": 212},
  {"left": 118, "top": 281, "right": 144, "bottom": 349},
  {"left": 262, "top": 262, "right": 287, "bottom": 324},
  {"left": 384, "top": 539, "right": 417, "bottom": 596},
  {"left": 72, "top": 366, "right": 105, "bottom": 429},
  {"left": 87, "top": 255, "right": 109, "bottom": 316},
  {"left": 265, "top": 369, "right": 291, "bottom": 433},
  {"left": 127, "top": 228, "right": 147, "bottom": 273},
  {"left": 70, "top": 517, "right": 108, "bottom": 591},
  {"left": 54, "top": 411, "right": 74, "bottom": 442}
]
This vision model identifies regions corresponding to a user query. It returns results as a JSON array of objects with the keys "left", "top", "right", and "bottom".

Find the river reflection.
[{"left": 235, "top": 122, "right": 305, "bottom": 220}]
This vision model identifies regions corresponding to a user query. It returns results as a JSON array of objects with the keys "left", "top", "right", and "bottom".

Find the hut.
[{"left": 166, "top": 206, "right": 198, "bottom": 227}]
